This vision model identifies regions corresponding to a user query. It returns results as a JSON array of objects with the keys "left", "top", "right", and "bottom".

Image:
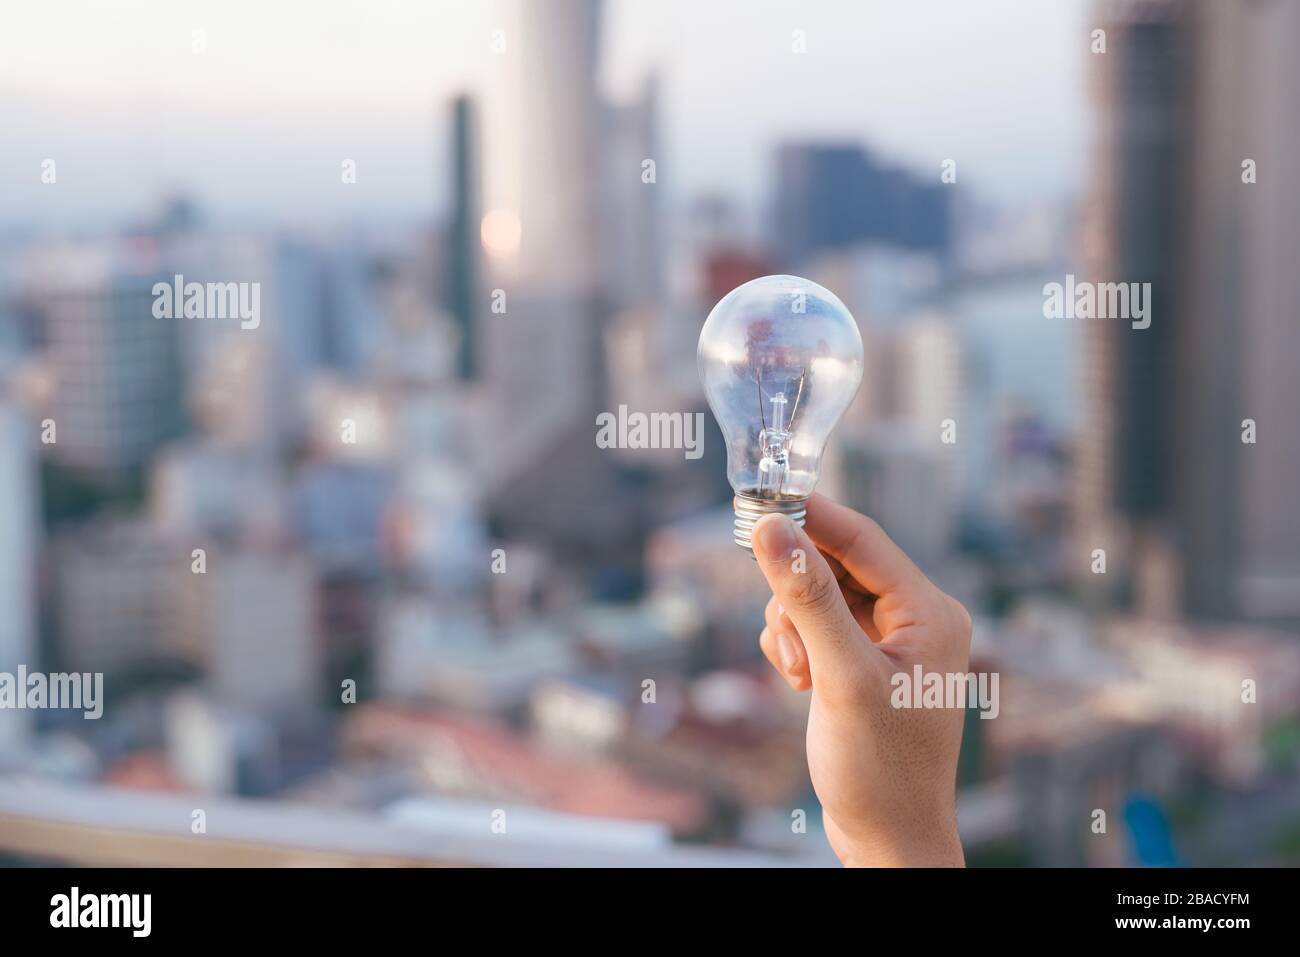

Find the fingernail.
[
  {"left": 776, "top": 632, "right": 799, "bottom": 672},
  {"left": 755, "top": 514, "right": 798, "bottom": 561},
  {"left": 776, "top": 602, "right": 784, "bottom": 617}
]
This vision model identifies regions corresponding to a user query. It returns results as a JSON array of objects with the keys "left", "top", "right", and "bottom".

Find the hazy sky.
[{"left": 0, "top": 0, "right": 1088, "bottom": 230}]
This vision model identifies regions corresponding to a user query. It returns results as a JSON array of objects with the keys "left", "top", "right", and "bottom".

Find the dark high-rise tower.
[
  {"left": 1075, "top": 1, "right": 1184, "bottom": 571},
  {"left": 1077, "top": 0, "right": 1300, "bottom": 626},
  {"left": 774, "top": 143, "right": 952, "bottom": 268},
  {"left": 446, "top": 93, "right": 480, "bottom": 381}
]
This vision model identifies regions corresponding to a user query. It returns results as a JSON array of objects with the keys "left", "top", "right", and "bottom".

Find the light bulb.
[{"left": 697, "top": 275, "right": 863, "bottom": 552}]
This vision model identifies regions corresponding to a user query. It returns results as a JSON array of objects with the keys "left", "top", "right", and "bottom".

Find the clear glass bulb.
[{"left": 697, "top": 275, "right": 863, "bottom": 551}]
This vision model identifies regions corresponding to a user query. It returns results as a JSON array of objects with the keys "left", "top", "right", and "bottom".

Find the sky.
[{"left": 0, "top": 0, "right": 1089, "bottom": 230}]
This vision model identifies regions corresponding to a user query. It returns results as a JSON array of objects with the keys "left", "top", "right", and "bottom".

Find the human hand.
[{"left": 752, "top": 494, "right": 970, "bottom": 867}]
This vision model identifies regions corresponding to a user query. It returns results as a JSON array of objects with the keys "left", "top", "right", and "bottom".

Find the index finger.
[{"left": 801, "top": 493, "right": 926, "bottom": 599}]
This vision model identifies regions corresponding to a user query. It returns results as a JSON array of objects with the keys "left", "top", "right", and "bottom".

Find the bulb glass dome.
[{"left": 697, "top": 275, "right": 863, "bottom": 548}]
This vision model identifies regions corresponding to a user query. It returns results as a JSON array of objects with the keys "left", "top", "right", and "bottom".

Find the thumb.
[{"left": 751, "top": 512, "right": 871, "bottom": 681}]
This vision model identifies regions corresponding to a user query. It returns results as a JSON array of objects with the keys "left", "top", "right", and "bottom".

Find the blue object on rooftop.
[{"left": 1124, "top": 794, "right": 1181, "bottom": 867}]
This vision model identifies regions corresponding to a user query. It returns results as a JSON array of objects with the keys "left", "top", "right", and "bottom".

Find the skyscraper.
[
  {"left": 446, "top": 93, "right": 481, "bottom": 382},
  {"left": 482, "top": 0, "right": 604, "bottom": 296},
  {"left": 0, "top": 396, "right": 38, "bottom": 754},
  {"left": 774, "top": 143, "right": 952, "bottom": 269},
  {"left": 479, "top": 0, "right": 607, "bottom": 487},
  {"left": 1078, "top": 0, "right": 1300, "bottom": 625},
  {"left": 1074, "top": 0, "right": 1184, "bottom": 611},
  {"left": 1175, "top": 0, "right": 1300, "bottom": 624},
  {"left": 29, "top": 242, "right": 184, "bottom": 480},
  {"left": 603, "top": 74, "right": 664, "bottom": 312}
]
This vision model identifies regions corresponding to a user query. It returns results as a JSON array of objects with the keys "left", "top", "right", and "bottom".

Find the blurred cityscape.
[{"left": 1, "top": 0, "right": 1299, "bottom": 867}]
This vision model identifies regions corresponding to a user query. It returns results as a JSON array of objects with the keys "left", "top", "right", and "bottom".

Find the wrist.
[{"left": 835, "top": 819, "right": 965, "bottom": 868}]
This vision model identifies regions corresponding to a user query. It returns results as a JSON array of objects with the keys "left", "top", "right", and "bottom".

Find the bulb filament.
[{"left": 755, "top": 369, "right": 806, "bottom": 498}]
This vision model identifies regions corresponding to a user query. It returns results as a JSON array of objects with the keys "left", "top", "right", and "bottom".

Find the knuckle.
[
  {"left": 947, "top": 595, "right": 972, "bottom": 636},
  {"left": 786, "top": 569, "right": 838, "bottom": 618},
  {"left": 924, "top": 585, "right": 969, "bottom": 628},
  {"left": 764, "top": 596, "right": 781, "bottom": 626}
]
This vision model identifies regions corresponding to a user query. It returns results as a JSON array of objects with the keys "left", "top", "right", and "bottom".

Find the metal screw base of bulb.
[{"left": 733, "top": 493, "right": 809, "bottom": 556}]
